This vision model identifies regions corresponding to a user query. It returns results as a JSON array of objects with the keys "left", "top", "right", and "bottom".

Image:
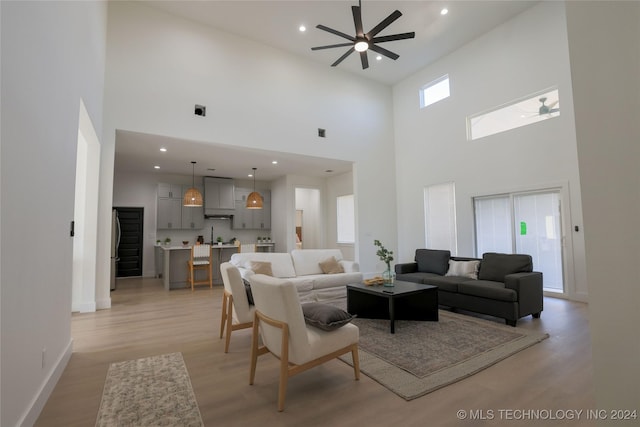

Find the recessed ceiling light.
[
  {"left": 248, "top": 173, "right": 253, "bottom": 177},
  {"left": 159, "top": 147, "right": 167, "bottom": 152},
  {"left": 299, "top": 25, "right": 306, "bottom": 32},
  {"left": 376, "top": 55, "right": 382, "bottom": 61},
  {"left": 440, "top": 8, "right": 448, "bottom": 16},
  {"left": 272, "top": 160, "right": 278, "bottom": 164},
  {"left": 154, "top": 165, "right": 160, "bottom": 169}
]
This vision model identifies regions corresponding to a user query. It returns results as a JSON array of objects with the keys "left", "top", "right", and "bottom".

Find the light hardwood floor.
[{"left": 35, "top": 277, "right": 595, "bottom": 426}]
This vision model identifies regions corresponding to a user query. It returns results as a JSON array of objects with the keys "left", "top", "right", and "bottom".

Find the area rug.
[
  {"left": 338, "top": 310, "right": 549, "bottom": 401},
  {"left": 95, "top": 352, "right": 203, "bottom": 427}
]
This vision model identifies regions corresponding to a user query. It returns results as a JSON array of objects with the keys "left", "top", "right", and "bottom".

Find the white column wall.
[
  {"left": 392, "top": 2, "right": 588, "bottom": 300},
  {"left": 565, "top": 1, "right": 640, "bottom": 414},
  {"left": 0, "top": 1, "right": 106, "bottom": 425}
]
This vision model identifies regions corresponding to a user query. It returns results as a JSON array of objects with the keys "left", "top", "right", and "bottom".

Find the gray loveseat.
[{"left": 395, "top": 250, "right": 543, "bottom": 326}]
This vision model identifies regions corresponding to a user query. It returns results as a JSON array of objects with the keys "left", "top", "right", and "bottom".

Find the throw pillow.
[
  {"left": 242, "top": 278, "right": 254, "bottom": 305},
  {"left": 445, "top": 260, "right": 480, "bottom": 279},
  {"left": 478, "top": 253, "right": 533, "bottom": 282},
  {"left": 301, "top": 303, "right": 354, "bottom": 331},
  {"left": 250, "top": 261, "right": 273, "bottom": 276},
  {"left": 415, "top": 249, "right": 451, "bottom": 275},
  {"left": 318, "top": 256, "right": 345, "bottom": 274}
]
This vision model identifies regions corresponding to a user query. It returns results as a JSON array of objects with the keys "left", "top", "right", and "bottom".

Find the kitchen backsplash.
[{"left": 155, "top": 218, "right": 271, "bottom": 246}]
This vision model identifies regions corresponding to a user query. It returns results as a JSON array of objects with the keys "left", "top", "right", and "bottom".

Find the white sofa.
[{"left": 229, "top": 249, "right": 362, "bottom": 302}]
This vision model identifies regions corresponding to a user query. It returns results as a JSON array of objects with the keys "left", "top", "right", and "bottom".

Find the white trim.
[
  {"left": 19, "top": 339, "right": 73, "bottom": 427},
  {"left": 96, "top": 297, "right": 112, "bottom": 310}
]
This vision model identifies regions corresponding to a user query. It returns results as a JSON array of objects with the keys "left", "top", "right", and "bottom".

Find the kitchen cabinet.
[
  {"left": 157, "top": 183, "right": 183, "bottom": 199},
  {"left": 157, "top": 183, "right": 205, "bottom": 230},
  {"left": 181, "top": 185, "right": 204, "bottom": 229},
  {"left": 232, "top": 188, "right": 271, "bottom": 230},
  {"left": 157, "top": 183, "right": 183, "bottom": 229},
  {"left": 204, "top": 177, "right": 235, "bottom": 216}
]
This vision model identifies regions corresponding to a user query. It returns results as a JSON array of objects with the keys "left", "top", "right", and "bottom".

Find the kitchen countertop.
[{"left": 158, "top": 244, "right": 238, "bottom": 250}]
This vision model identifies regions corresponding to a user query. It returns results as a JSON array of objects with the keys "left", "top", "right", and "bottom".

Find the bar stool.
[{"left": 187, "top": 244, "right": 212, "bottom": 290}]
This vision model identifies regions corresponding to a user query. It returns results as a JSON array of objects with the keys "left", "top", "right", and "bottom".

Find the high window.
[
  {"left": 467, "top": 88, "right": 560, "bottom": 141},
  {"left": 420, "top": 75, "right": 450, "bottom": 108}
]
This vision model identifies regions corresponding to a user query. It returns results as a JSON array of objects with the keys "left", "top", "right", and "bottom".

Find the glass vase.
[{"left": 382, "top": 265, "right": 395, "bottom": 287}]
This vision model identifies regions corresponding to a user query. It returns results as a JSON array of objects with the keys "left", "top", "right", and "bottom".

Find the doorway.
[
  {"left": 114, "top": 207, "right": 144, "bottom": 277},
  {"left": 474, "top": 189, "right": 564, "bottom": 294},
  {"left": 295, "top": 187, "right": 322, "bottom": 249}
]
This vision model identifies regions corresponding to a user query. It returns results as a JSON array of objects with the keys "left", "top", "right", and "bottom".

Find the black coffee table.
[{"left": 347, "top": 280, "right": 438, "bottom": 333}]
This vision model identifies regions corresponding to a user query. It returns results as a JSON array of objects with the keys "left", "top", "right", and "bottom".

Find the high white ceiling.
[{"left": 115, "top": 0, "right": 537, "bottom": 180}]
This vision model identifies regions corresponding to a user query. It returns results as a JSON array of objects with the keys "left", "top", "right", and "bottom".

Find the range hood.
[
  {"left": 203, "top": 176, "right": 236, "bottom": 218},
  {"left": 205, "top": 213, "right": 233, "bottom": 219}
]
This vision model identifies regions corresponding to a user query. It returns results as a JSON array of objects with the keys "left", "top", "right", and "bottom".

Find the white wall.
[
  {"left": 0, "top": 1, "right": 107, "bottom": 425},
  {"left": 99, "top": 1, "right": 396, "bottom": 297},
  {"left": 565, "top": 1, "right": 640, "bottom": 414},
  {"left": 392, "top": 2, "right": 588, "bottom": 300}
]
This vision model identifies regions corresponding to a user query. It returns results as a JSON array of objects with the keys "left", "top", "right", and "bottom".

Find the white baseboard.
[
  {"left": 96, "top": 297, "right": 111, "bottom": 310},
  {"left": 19, "top": 339, "right": 73, "bottom": 427},
  {"left": 72, "top": 301, "right": 97, "bottom": 313}
]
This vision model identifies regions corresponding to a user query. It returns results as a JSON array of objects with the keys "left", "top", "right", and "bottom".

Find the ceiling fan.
[
  {"left": 311, "top": 0, "right": 415, "bottom": 69},
  {"left": 538, "top": 97, "right": 559, "bottom": 115}
]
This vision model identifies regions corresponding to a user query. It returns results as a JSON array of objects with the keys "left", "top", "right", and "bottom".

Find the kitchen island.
[{"left": 159, "top": 244, "right": 239, "bottom": 290}]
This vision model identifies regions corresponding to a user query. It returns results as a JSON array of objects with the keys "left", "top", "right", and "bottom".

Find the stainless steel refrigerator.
[{"left": 110, "top": 209, "right": 121, "bottom": 291}]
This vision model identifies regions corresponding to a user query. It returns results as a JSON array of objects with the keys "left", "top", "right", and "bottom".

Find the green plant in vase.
[{"left": 374, "top": 239, "right": 395, "bottom": 286}]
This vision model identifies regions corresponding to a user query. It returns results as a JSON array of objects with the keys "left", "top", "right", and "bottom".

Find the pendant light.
[
  {"left": 183, "top": 161, "right": 203, "bottom": 207},
  {"left": 246, "top": 167, "right": 263, "bottom": 209}
]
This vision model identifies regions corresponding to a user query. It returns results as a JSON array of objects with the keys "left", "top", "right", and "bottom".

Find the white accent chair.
[
  {"left": 248, "top": 274, "right": 360, "bottom": 411},
  {"left": 187, "top": 244, "right": 212, "bottom": 291},
  {"left": 219, "top": 262, "right": 255, "bottom": 353}
]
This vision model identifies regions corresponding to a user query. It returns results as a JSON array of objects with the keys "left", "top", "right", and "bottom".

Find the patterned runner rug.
[
  {"left": 95, "top": 352, "right": 203, "bottom": 427},
  {"left": 339, "top": 310, "right": 549, "bottom": 400}
]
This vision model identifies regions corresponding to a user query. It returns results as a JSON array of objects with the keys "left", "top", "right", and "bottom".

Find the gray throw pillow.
[
  {"left": 415, "top": 249, "right": 451, "bottom": 275},
  {"left": 242, "top": 279, "right": 254, "bottom": 305},
  {"left": 301, "top": 303, "right": 354, "bottom": 331}
]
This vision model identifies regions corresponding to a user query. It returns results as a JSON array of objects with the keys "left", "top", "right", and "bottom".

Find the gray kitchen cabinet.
[
  {"left": 232, "top": 188, "right": 271, "bottom": 230},
  {"left": 157, "top": 183, "right": 183, "bottom": 229},
  {"left": 181, "top": 185, "right": 204, "bottom": 229},
  {"left": 157, "top": 183, "right": 183, "bottom": 199}
]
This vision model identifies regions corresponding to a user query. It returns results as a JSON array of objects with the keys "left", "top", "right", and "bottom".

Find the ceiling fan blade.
[
  {"left": 372, "top": 32, "right": 416, "bottom": 44},
  {"left": 352, "top": 5, "right": 364, "bottom": 37},
  {"left": 366, "top": 10, "right": 402, "bottom": 38},
  {"left": 332, "top": 47, "right": 355, "bottom": 67},
  {"left": 369, "top": 44, "right": 399, "bottom": 60},
  {"left": 360, "top": 51, "right": 369, "bottom": 69},
  {"left": 311, "top": 42, "right": 354, "bottom": 51},
  {"left": 547, "top": 99, "right": 559, "bottom": 109},
  {"left": 316, "top": 24, "right": 355, "bottom": 42}
]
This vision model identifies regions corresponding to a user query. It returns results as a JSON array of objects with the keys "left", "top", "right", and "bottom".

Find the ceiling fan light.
[
  {"left": 354, "top": 40, "right": 369, "bottom": 52},
  {"left": 246, "top": 191, "right": 263, "bottom": 209},
  {"left": 183, "top": 187, "right": 203, "bottom": 207}
]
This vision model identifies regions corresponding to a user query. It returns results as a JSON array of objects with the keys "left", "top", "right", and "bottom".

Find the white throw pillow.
[{"left": 445, "top": 260, "right": 480, "bottom": 279}]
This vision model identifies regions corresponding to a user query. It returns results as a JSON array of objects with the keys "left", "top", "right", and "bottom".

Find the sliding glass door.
[{"left": 474, "top": 190, "right": 564, "bottom": 293}]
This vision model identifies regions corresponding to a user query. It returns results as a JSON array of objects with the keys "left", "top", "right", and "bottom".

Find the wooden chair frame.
[
  {"left": 249, "top": 310, "right": 360, "bottom": 412},
  {"left": 220, "top": 289, "right": 253, "bottom": 353},
  {"left": 187, "top": 245, "right": 212, "bottom": 291}
]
